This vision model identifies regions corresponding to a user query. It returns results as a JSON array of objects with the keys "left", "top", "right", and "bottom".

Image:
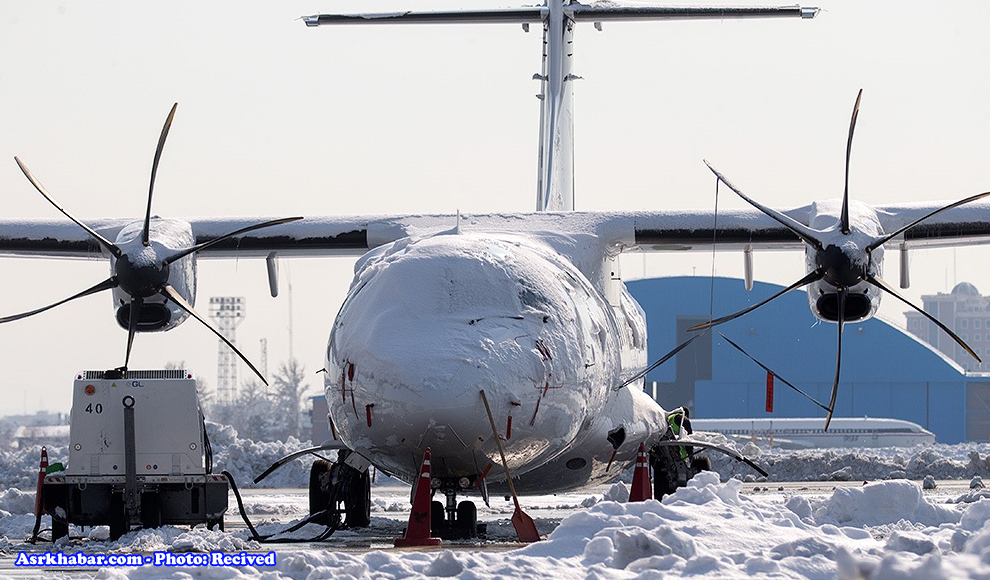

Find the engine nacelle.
[
  {"left": 110, "top": 218, "right": 197, "bottom": 332},
  {"left": 806, "top": 279, "right": 881, "bottom": 323}
]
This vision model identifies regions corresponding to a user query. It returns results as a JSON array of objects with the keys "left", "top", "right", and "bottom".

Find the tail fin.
[{"left": 303, "top": 2, "right": 818, "bottom": 213}]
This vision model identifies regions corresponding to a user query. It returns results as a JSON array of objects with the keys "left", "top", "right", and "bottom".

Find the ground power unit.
[{"left": 41, "top": 370, "right": 228, "bottom": 540}]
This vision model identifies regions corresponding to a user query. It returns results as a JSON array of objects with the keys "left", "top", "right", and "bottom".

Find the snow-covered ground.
[{"left": 10, "top": 435, "right": 990, "bottom": 578}]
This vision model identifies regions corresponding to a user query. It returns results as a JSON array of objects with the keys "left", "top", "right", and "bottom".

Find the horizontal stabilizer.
[
  {"left": 303, "top": 4, "right": 818, "bottom": 27},
  {"left": 304, "top": 9, "right": 545, "bottom": 27},
  {"left": 568, "top": 4, "right": 818, "bottom": 22}
]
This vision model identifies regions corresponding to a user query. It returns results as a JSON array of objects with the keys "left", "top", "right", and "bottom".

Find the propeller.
[
  {"left": 699, "top": 90, "right": 990, "bottom": 427},
  {"left": 6, "top": 104, "right": 302, "bottom": 384}
]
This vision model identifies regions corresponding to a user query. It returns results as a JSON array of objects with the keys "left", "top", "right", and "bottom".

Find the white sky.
[{"left": 1, "top": 0, "right": 989, "bottom": 417}]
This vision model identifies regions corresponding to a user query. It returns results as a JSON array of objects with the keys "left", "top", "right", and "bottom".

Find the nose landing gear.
[{"left": 430, "top": 480, "right": 485, "bottom": 539}]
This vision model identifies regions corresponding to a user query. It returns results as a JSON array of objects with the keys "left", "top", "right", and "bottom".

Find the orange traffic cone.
[
  {"left": 628, "top": 443, "right": 652, "bottom": 502},
  {"left": 394, "top": 448, "right": 442, "bottom": 547},
  {"left": 34, "top": 447, "right": 49, "bottom": 516}
]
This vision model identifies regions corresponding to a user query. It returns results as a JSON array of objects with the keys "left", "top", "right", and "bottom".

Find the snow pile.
[
  {"left": 709, "top": 442, "right": 990, "bottom": 482},
  {"left": 0, "top": 444, "right": 67, "bottom": 490},
  {"left": 810, "top": 480, "right": 958, "bottom": 527},
  {"left": 206, "top": 421, "right": 313, "bottom": 489},
  {"left": 13, "top": 472, "right": 990, "bottom": 579}
]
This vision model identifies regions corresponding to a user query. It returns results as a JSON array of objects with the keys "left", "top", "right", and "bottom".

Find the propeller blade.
[
  {"left": 689, "top": 269, "right": 824, "bottom": 332},
  {"left": 717, "top": 333, "right": 831, "bottom": 412},
  {"left": 866, "top": 273, "right": 980, "bottom": 362},
  {"left": 144, "top": 103, "right": 178, "bottom": 246},
  {"left": 615, "top": 328, "right": 711, "bottom": 390},
  {"left": 124, "top": 296, "right": 143, "bottom": 370},
  {"left": 824, "top": 289, "right": 846, "bottom": 431},
  {"left": 703, "top": 160, "right": 823, "bottom": 250},
  {"left": 13, "top": 157, "right": 122, "bottom": 258},
  {"left": 0, "top": 277, "right": 118, "bottom": 324},
  {"left": 866, "top": 189, "right": 990, "bottom": 253},
  {"left": 841, "top": 90, "right": 863, "bottom": 235},
  {"left": 160, "top": 284, "right": 269, "bottom": 386},
  {"left": 163, "top": 217, "right": 304, "bottom": 266}
]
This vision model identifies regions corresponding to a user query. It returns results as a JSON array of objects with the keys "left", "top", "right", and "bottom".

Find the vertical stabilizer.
[{"left": 303, "top": 2, "right": 818, "bottom": 213}]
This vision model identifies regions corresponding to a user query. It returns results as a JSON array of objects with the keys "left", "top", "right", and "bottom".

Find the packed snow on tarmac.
[{"left": 8, "top": 430, "right": 990, "bottom": 578}]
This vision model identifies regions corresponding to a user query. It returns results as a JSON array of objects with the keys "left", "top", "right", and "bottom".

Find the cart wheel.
[
  {"left": 141, "top": 493, "right": 162, "bottom": 529},
  {"left": 109, "top": 498, "right": 128, "bottom": 541},
  {"left": 52, "top": 517, "right": 69, "bottom": 541}
]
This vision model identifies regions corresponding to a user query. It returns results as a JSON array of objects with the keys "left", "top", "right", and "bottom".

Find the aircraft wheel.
[
  {"left": 650, "top": 448, "right": 681, "bottom": 500},
  {"left": 309, "top": 459, "right": 333, "bottom": 525},
  {"left": 344, "top": 469, "right": 371, "bottom": 528},
  {"left": 430, "top": 500, "right": 446, "bottom": 533},
  {"left": 456, "top": 501, "right": 477, "bottom": 537},
  {"left": 692, "top": 455, "right": 712, "bottom": 473}
]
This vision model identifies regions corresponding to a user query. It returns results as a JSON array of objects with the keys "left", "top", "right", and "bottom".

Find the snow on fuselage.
[{"left": 324, "top": 231, "right": 660, "bottom": 491}]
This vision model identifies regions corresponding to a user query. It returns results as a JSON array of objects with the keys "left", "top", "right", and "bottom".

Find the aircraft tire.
[
  {"left": 344, "top": 469, "right": 371, "bottom": 528},
  {"left": 456, "top": 501, "right": 477, "bottom": 537},
  {"left": 691, "top": 455, "right": 712, "bottom": 473},
  {"left": 431, "top": 500, "right": 446, "bottom": 533},
  {"left": 309, "top": 459, "right": 333, "bottom": 525}
]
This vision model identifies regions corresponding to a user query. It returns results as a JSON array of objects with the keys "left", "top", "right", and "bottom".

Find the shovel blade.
[{"left": 511, "top": 507, "right": 541, "bottom": 543}]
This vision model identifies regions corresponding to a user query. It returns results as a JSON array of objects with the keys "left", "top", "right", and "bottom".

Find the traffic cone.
[
  {"left": 34, "top": 447, "right": 49, "bottom": 516},
  {"left": 628, "top": 443, "right": 652, "bottom": 502},
  {"left": 394, "top": 448, "right": 441, "bottom": 547}
]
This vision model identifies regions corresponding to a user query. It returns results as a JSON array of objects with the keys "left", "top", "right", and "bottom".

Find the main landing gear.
[
  {"left": 308, "top": 450, "right": 371, "bottom": 528},
  {"left": 649, "top": 441, "right": 711, "bottom": 500}
]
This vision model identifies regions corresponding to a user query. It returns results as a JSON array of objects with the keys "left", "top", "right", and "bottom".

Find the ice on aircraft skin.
[{"left": 325, "top": 231, "right": 664, "bottom": 490}]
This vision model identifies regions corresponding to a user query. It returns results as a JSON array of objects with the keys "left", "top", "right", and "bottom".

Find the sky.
[{"left": 1, "top": 0, "right": 989, "bottom": 417}]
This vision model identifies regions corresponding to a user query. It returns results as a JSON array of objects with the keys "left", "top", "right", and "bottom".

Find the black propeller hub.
[
  {"left": 115, "top": 254, "right": 169, "bottom": 298},
  {"left": 816, "top": 244, "right": 865, "bottom": 289}
]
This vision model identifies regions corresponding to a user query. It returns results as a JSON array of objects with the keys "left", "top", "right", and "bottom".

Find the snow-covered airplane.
[{"left": 2, "top": 0, "right": 990, "bottom": 540}]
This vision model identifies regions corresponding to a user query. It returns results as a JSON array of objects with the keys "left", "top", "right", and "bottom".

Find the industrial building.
[
  {"left": 905, "top": 282, "right": 990, "bottom": 372},
  {"left": 626, "top": 276, "right": 990, "bottom": 444}
]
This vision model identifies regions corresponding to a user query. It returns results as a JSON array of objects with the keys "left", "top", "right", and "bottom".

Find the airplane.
[{"left": 2, "top": 0, "right": 990, "bottom": 541}]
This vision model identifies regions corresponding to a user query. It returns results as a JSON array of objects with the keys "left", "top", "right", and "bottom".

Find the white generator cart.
[{"left": 42, "top": 370, "right": 228, "bottom": 540}]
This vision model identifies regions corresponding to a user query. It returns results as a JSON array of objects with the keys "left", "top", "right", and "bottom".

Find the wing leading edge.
[{"left": 7, "top": 200, "right": 990, "bottom": 261}]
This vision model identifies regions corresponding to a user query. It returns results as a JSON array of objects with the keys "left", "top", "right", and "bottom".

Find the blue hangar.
[{"left": 626, "top": 276, "right": 990, "bottom": 444}]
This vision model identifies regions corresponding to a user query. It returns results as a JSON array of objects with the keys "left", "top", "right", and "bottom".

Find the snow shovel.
[{"left": 480, "top": 390, "right": 541, "bottom": 543}]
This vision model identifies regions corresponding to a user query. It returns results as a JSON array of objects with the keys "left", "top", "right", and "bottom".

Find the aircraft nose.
[{"left": 324, "top": 235, "right": 589, "bottom": 479}]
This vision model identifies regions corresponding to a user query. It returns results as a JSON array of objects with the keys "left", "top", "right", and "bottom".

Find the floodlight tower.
[{"left": 208, "top": 297, "right": 246, "bottom": 404}]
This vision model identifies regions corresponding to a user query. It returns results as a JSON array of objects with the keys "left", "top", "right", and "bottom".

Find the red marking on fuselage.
[{"left": 474, "top": 462, "right": 494, "bottom": 487}]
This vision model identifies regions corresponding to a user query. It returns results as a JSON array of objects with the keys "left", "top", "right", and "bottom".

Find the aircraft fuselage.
[{"left": 324, "top": 231, "right": 663, "bottom": 493}]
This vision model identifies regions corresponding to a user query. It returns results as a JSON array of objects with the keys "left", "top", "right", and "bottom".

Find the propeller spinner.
[{"left": 5, "top": 104, "right": 302, "bottom": 384}]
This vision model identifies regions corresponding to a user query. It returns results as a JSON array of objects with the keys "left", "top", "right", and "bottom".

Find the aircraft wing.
[{"left": 1, "top": 200, "right": 989, "bottom": 260}]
